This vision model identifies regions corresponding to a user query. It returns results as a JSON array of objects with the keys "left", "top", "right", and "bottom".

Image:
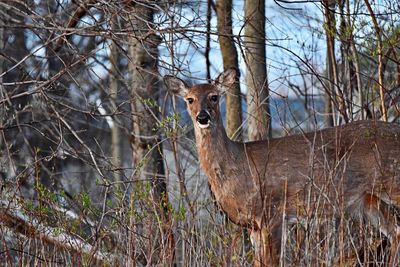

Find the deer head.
[{"left": 163, "top": 68, "right": 237, "bottom": 131}]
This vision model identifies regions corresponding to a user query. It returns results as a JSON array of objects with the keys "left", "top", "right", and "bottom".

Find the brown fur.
[{"left": 164, "top": 69, "right": 400, "bottom": 266}]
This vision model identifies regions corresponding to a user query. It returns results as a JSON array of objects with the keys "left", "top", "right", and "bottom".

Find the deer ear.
[
  {"left": 163, "top": 75, "right": 190, "bottom": 97},
  {"left": 214, "top": 68, "right": 238, "bottom": 93}
]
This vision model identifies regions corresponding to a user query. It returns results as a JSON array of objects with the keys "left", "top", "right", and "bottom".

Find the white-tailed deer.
[{"left": 164, "top": 69, "right": 400, "bottom": 266}]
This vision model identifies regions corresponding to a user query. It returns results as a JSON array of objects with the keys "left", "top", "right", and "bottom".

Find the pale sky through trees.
[
  {"left": 158, "top": 0, "right": 324, "bottom": 97},
  {"left": 57, "top": 0, "right": 324, "bottom": 97}
]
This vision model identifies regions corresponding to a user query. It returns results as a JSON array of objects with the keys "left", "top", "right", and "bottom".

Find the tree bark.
[
  {"left": 244, "top": 0, "right": 270, "bottom": 141},
  {"left": 323, "top": 0, "right": 339, "bottom": 126},
  {"left": 205, "top": 0, "right": 212, "bottom": 82},
  {"left": 109, "top": 19, "right": 122, "bottom": 184},
  {"left": 0, "top": 13, "right": 4, "bottom": 154},
  {"left": 216, "top": 0, "right": 243, "bottom": 140},
  {"left": 243, "top": 1, "right": 271, "bottom": 265},
  {"left": 364, "top": 0, "right": 387, "bottom": 121},
  {"left": 126, "top": 3, "right": 174, "bottom": 266}
]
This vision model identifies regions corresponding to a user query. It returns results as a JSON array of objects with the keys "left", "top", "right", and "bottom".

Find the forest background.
[{"left": 1, "top": 0, "right": 399, "bottom": 266}]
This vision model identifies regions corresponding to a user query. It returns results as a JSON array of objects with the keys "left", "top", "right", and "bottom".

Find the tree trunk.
[
  {"left": 243, "top": 0, "right": 271, "bottom": 265},
  {"left": 338, "top": 0, "right": 359, "bottom": 122},
  {"left": 323, "top": 0, "right": 338, "bottom": 126},
  {"left": 109, "top": 20, "right": 122, "bottom": 184},
  {"left": 0, "top": 14, "right": 4, "bottom": 134},
  {"left": 0, "top": 11, "right": 5, "bottom": 179},
  {"left": 364, "top": 0, "right": 387, "bottom": 121},
  {"left": 244, "top": 0, "right": 270, "bottom": 141},
  {"left": 126, "top": 3, "right": 174, "bottom": 266},
  {"left": 216, "top": 0, "right": 243, "bottom": 140}
]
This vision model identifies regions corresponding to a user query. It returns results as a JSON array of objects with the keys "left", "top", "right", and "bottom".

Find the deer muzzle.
[{"left": 196, "top": 110, "right": 211, "bottom": 129}]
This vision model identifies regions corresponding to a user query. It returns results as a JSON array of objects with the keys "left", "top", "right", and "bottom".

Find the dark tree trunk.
[{"left": 126, "top": 3, "right": 174, "bottom": 266}]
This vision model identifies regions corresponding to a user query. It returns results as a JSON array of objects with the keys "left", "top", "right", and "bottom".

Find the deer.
[{"left": 163, "top": 68, "right": 400, "bottom": 266}]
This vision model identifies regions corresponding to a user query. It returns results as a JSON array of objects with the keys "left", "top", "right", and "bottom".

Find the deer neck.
[
  {"left": 194, "top": 119, "right": 241, "bottom": 183},
  {"left": 195, "top": 120, "right": 229, "bottom": 155},
  {"left": 193, "top": 119, "right": 256, "bottom": 226}
]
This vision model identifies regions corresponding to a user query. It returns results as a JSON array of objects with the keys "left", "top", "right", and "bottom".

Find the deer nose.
[{"left": 196, "top": 110, "right": 210, "bottom": 125}]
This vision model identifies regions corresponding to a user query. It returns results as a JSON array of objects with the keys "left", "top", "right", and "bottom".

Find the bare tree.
[
  {"left": 323, "top": 0, "right": 337, "bottom": 127},
  {"left": 323, "top": 0, "right": 349, "bottom": 125},
  {"left": 126, "top": 3, "right": 174, "bottom": 266},
  {"left": 109, "top": 18, "right": 122, "bottom": 184},
  {"left": 216, "top": 0, "right": 243, "bottom": 140},
  {"left": 244, "top": 0, "right": 271, "bottom": 140}
]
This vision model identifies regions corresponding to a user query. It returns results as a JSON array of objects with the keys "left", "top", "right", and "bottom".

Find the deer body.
[{"left": 164, "top": 69, "right": 400, "bottom": 266}]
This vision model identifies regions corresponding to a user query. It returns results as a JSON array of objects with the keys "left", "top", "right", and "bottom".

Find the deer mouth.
[{"left": 196, "top": 110, "right": 211, "bottom": 129}]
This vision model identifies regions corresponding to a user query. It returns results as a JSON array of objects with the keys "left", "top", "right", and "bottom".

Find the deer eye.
[
  {"left": 186, "top": 98, "right": 194, "bottom": 104},
  {"left": 210, "top": 95, "right": 218, "bottom": 102}
]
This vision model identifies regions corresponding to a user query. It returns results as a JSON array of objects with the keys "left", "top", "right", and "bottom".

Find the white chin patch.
[{"left": 197, "top": 122, "right": 210, "bottom": 129}]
